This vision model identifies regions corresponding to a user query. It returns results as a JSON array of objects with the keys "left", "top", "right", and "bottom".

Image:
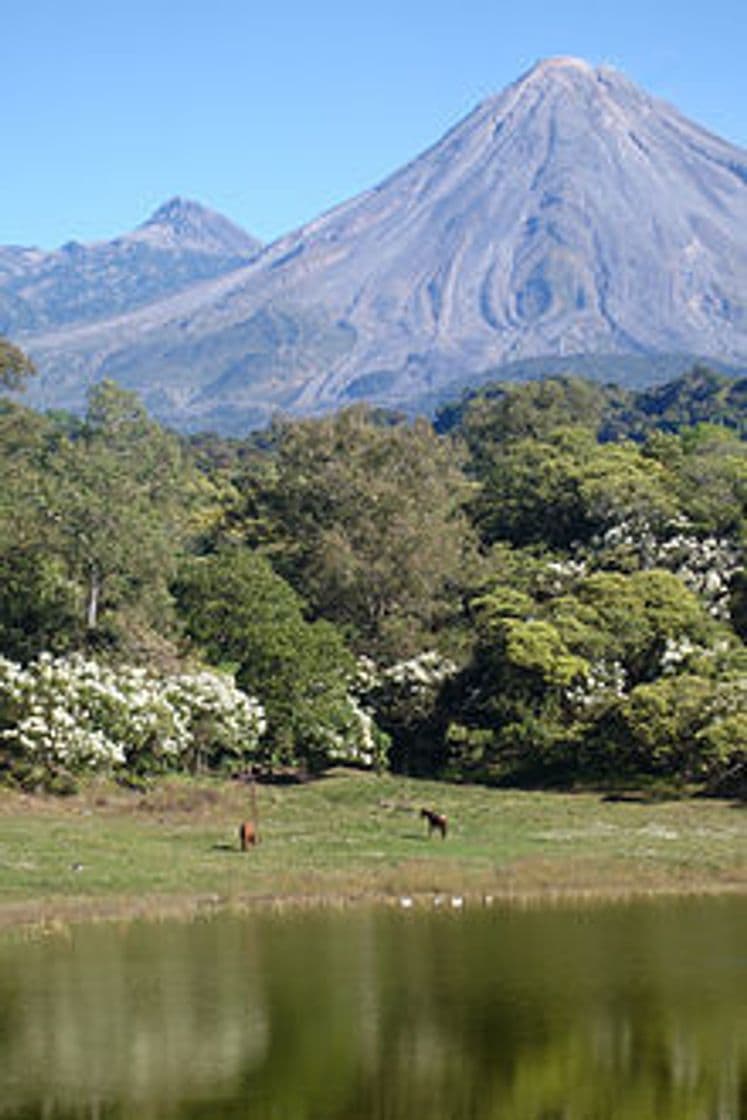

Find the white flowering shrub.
[
  {"left": 309, "top": 694, "right": 389, "bottom": 770},
  {"left": 161, "top": 671, "right": 267, "bottom": 773},
  {"left": 380, "top": 651, "right": 458, "bottom": 692},
  {"left": 564, "top": 658, "right": 627, "bottom": 715},
  {"left": 0, "top": 653, "right": 265, "bottom": 790},
  {"left": 356, "top": 650, "right": 457, "bottom": 730},
  {"left": 588, "top": 516, "right": 742, "bottom": 619},
  {"left": 536, "top": 557, "right": 589, "bottom": 597}
]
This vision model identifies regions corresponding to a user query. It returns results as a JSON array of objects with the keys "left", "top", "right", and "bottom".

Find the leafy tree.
[
  {"left": 0, "top": 401, "right": 53, "bottom": 546},
  {"left": 436, "top": 375, "right": 623, "bottom": 448},
  {"left": 673, "top": 424, "right": 747, "bottom": 536},
  {"left": 174, "top": 546, "right": 365, "bottom": 769},
  {"left": 730, "top": 569, "right": 747, "bottom": 642},
  {"left": 472, "top": 427, "right": 677, "bottom": 550},
  {"left": 442, "top": 564, "right": 725, "bottom": 785},
  {"left": 560, "top": 570, "right": 717, "bottom": 684},
  {"left": 0, "top": 338, "right": 35, "bottom": 391},
  {"left": 619, "top": 665, "right": 747, "bottom": 788},
  {"left": 0, "top": 549, "right": 79, "bottom": 662},
  {"left": 0, "top": 403, "right": 81, "bottom": 658},
  {"left": 245, "top": 406, "right": 477, "bottom": 660},
  {"left": 37, "top": 381, "right": 189, "bottom": 636}
]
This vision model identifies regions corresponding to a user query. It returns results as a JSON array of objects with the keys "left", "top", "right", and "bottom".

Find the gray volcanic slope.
[{"left": 15, "top": 57, "right": 747, "bottom": 430}]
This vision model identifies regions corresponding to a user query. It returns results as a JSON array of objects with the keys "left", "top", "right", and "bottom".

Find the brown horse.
[
  {"left": 421, "top": 807, "right": 448, "bottom": 839},
  {"left": 239, "top": 821, "right": 258, "bottom": 850}
]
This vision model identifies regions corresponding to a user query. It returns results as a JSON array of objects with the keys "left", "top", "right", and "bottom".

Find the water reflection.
[{"left": 0, "top": 897, "right": 745, "bottom": 1118}]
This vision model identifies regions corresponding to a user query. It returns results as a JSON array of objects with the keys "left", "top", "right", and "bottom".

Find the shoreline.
[{"left": 2, "top": 876, "right": 746, "bottom": 933}]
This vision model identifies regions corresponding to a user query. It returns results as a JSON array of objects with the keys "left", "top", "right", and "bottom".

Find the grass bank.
[{"left": 0, "top": 770, "right": 744, "bottom": 927}]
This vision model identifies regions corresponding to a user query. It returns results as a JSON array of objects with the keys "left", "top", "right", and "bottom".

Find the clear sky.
[{"left": 3, "top": 0, "right": 746, "bottom": 250}]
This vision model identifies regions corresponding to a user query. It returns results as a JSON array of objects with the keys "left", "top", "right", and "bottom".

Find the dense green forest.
[{"left": 0, "top": 347, "right": 745, "bottom": 796}]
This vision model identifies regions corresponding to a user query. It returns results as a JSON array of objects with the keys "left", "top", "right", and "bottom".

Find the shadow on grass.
[{"left": 601, "top": 793, "right": 652, "bottom": 804}]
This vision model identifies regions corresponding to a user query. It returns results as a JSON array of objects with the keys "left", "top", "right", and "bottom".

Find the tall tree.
[
  {"left": 174, "top": 546, "right": 359, "bottom": 768},
  {"left": 251, "top": 406, "right": 477, "bottom": 660},
  {"left": 38, "top": 381, "right": 189, "bottom": 636}
]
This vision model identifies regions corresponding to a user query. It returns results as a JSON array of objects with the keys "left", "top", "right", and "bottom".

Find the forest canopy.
[{"left": 0, "top": 360, "right": 745, "bottom": 796}]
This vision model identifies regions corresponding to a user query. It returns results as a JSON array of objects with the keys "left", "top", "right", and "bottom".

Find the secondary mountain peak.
[
  {"left": 135, "top": 197, "right": 262, "bottom": 256},
  {"left": 0, "top": 200, "right": 261, "bottom": 338}
]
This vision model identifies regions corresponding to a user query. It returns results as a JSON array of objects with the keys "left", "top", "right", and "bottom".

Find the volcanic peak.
[
  {"left": 10, "top": 59, "right": 747, "bottom": 431},
  {"left": 528, "top": 55, "right": 596, "bottom": 75},
  {"left": 134, "top": 197, "right": 261, "bottom": 256}
]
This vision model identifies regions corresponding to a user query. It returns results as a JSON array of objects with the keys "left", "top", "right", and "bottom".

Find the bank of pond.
[{"left": 0, "top": 895, "right": 745, "bottom": 1119}]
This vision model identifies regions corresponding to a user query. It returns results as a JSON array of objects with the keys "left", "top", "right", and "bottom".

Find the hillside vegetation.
[{"left": 0, "top": 358, "right": 745, "bottom": 798}]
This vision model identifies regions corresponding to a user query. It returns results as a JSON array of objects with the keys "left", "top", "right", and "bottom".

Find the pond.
[{"left": 0, "top": 896, "right": 745, "bottom": 1118}]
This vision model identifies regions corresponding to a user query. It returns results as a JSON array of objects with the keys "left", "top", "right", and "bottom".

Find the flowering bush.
[
  {"left": 356, "top": 651, "right": 457, "bottom": 729},
  {"left": 0, "top": 654, "right": 265, "bottom": 790},
  {"left": 306, "top": 693, "right": 389, "bottom": 771},
  {"left": 564, "top": 658, "right": 627, "bottom": 715},
  {"left": 349, "top": 651, "right": 457, "bottom": 774},
  {"left": 161, "top": 670, "right": 266, "bottom": 774},
  {"left": 587, "top": 516, "right": 742, "bottom": 619}
]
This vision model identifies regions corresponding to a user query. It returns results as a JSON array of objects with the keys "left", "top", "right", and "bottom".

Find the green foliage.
[
  {"left": 0, "top": 338, "right": 35, "bottom": 390},
  {"left": 0, "top": 367, "right": 744, "bottom": 794},
  {"left": 174, "top": 547, "right": 371, "bottom": 770},
  {"left": 472, "top": 426, "right": 678, "bottom": 550},
  {"left": 632, "top": 364, "right": 747, "bottom": 438},
  {"left": 444, "top": 558, "right": 734, "bottom": 786},
  {"left": 501, "top": 618, "right": 588, "bottom": 686},
  {"left": 671, "top": 424, "right": 747, "bottom": 535},
  {"left": 442, "top": 365, "right": 747, "bottom": 447},
  {"left": 239, "top": 406, "right": 478, "bottom": 659},
  {"left": 437, "top": 375, "right": 622, "bottom": 448},
  {"left": 36, "top": 381, "right": 191, "bottom": 636},
  {"left": 567, "top": 570, "right": 717, "bottom": 682},
  {"left": 0, "top": 549, "right": 79, "bottom": 661},
  {"left": 618, "top": 668, "right": 747, "bottom": 789}
]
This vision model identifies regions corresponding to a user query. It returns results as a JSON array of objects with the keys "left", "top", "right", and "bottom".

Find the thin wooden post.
[{"left": 250, "top": 772, "right": 259, "bottom": 842}]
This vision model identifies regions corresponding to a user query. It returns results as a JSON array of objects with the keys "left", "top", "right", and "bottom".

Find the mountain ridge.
[{"left": 0, "top": 199, "right": 261, "bottom": 338}]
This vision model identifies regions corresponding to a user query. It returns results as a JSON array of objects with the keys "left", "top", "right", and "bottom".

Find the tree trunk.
[{"left": 86, "top": 567, "right": 100, "bottom": 630}]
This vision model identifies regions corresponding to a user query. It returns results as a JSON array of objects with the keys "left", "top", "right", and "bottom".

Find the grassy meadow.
[{"left": 0, "top": 770, "right": 744, "bottom": 927}]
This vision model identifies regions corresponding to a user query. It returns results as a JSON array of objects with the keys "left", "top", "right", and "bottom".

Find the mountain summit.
[
  {"left": 133, "top": 197, "right": 262, "bottom": 256},
  {"left": 12, "top": 58, "right": 747, "bottom": 430}
]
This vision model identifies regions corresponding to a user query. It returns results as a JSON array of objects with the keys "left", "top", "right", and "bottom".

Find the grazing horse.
[
  {"left": 239, "top": 820, "right": 258, "bottom": 850},
  {"left": 421, "top": 807, "right": 448, "bottom": 839}
]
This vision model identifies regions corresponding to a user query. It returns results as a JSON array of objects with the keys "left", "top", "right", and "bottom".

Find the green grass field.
[{"left": 0, "top": 770, "right": 744, "bottom": 926}]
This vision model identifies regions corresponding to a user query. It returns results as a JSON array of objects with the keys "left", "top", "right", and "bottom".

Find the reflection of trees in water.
[
  {"left": 376, "top": 903, "right": 747, "bottom": 1120},
  {"left": 0, "top": 917, "right": 269, "bottom": 1115},
  {"left": 0, "top": 900, "right": 745, "bottom": 1118}
]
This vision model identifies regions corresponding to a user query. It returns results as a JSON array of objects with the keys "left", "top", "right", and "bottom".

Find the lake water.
[{"left": 0, "top": 896, "right": 745, "bottom": 1119}]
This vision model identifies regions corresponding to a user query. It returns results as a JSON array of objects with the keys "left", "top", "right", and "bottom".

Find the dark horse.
[
  {"left": 239, "top": 821, "right": 258, "bottom": 850},
  {"left": 421, "top": 807, "right": 448, "bottom": 839}
]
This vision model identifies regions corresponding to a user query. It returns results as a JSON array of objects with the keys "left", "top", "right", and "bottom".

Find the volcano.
[{"left": 12, "top": 57, "right": 747, "bottom": 431}]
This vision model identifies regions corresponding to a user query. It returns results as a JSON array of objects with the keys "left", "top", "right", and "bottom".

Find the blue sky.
[{"left": 3, "top": 0, "right": 746, "bottom": 250}]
